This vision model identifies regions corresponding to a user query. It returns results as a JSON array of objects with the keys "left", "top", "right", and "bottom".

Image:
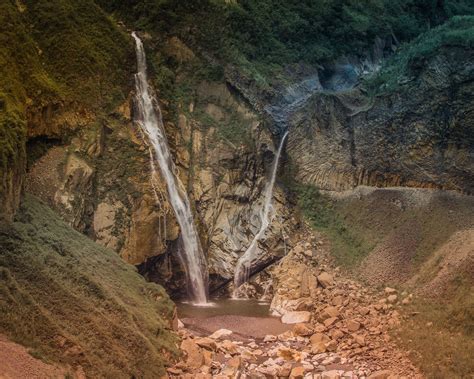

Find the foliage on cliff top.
[
  {"left": 0, "top": 0, "right": 132, "bottom": 171},
  {"left": 0, "top": 195, "right": 178, "bottom": 377},
  {"left": 0, "top": 0, "right": 131, "bottom": 212},
  {"left": 99, "top": 0, "right": 474, "bottom": 80},
  {"left": 366, "top": 15, "right": 474, "bottom": 93}
]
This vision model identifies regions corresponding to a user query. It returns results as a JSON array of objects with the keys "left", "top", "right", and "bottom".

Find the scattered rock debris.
[{"left": 168, "top": 227, "right": 421, "bottom": 378}]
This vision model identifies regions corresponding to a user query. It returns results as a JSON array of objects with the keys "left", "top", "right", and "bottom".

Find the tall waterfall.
[
  {"left": 132, "top": 32, "right": 208, "bottom": 304},
  {"left": 233, "top": 131, "right": 289, "bottom": 293}
]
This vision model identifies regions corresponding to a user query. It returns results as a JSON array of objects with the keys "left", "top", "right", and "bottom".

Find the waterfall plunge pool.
[
  {"left": 177, "top": 298, "right": 271, "bottom": 319},
  {"left": 177, "top": 299, "right": 291, "bottom": 339}
]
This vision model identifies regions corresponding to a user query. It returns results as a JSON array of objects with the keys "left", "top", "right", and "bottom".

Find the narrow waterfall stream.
[
  {"left": 132, "top": 32, "right": 208, "bottom": 305},
  {"left": 233, "top": 131, "right": 289, "bottom": 294}
]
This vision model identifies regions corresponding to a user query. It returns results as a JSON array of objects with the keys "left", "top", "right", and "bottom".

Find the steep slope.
[
  {"left": 0, "top": 0, "right": 130, "bottom": 221},
  {"left": 0, "top": 195, "right": 178, "bottom": 378},
  {"left": 287, "top": 16, "right": 474, "bottom": 193}
]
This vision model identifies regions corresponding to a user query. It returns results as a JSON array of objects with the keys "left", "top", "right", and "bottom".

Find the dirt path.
[{"left": 0, "top": 335, "right": 65, "bottom": 379}]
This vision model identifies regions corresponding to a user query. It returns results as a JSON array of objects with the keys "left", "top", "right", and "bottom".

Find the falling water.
[
  {"left": 132, "top": 32, "right": 208, "bottom": 304},
  {"left": 233, "top": 131, "right": 289, "bottom": 294}
]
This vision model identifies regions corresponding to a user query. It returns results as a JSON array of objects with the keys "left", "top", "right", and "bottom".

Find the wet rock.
[{"left": 209, "top": 329, "right": 233, "bottom": 340}]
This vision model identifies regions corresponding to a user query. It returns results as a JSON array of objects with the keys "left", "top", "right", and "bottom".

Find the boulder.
[
  {"left": 346, "top": 320, "right": 360, "bottom": 332},
  {"left": 293, "top": 323, "right": 313, "bottom": 336},
  {"left": 368, "top": 370, "right": 393, "bottom": 379},
  {"left": 281, "top": 311, "right": 312, "bottom": 324},
  {"left": 195, "top": 337, "right": 217, "bottom": 351},
  {"left": 387, "top": 295, "right": 398, "bottom": 304},
  {"left": 310, "top": 333, "right": 330, "bottom": 346},
  {"left": 180, "top": 339, "right": 204, "bottom": 369},
  {"left": 209, "top": 328, "right": 233, "bottom": 340},
  {"left": 290, "top": 365, "right": 305, "bottom": 378},
  {"left": 317, "top": 272, "right": 334, "bottom": 288}
]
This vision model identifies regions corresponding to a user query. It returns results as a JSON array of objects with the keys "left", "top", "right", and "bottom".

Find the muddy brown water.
[{"left": 178, "top": 299, "right": 291, "bottom": 340}]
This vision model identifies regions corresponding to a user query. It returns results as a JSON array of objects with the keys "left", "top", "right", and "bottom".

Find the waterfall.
[
  {"left": 132, "top": 32, "right": 208, "bottom": 304},
  {"left": 233, "top": 131, "right": 289, "bottom": 293}
]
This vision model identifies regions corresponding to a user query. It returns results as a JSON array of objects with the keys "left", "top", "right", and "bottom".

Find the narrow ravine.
[
  {"left": 132, "top": 32, "right": 208, "bottom": 304},
  {"left": 233, "top": 131, "right": 289, "bottom": 295}
]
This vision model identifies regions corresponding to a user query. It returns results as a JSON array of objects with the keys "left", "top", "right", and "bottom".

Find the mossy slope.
[
  {"left": 0, "top": 195, "right": 178, "bottom": 378},
  {"left": 0, "top": 0, "right": 131, "bottom": 220}
]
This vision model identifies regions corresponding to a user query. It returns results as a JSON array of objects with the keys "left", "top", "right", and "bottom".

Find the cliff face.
[
  {"left": 25, "top": 37, "right": 294, "bottom": 297},
  {"left": 0, "top": 0, "right": 130, "bottom": 221},
  {"left": 286, "top": 46, "right": 474, "bottom": 193}
]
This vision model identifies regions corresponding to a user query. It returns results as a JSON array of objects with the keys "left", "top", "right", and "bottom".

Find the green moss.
[
  {"left": 294, "top": 184, "right": 374, "bottom": 268},
  {"left": 0, "top": 0, "right": 132, "bottom": 215},
  {"left": 365, "top": 15, "right": 474, "bottom": 94},
  {"left": 395, "top": 276, "right": 473, "bottom": 377},
  {"left": 0, "top": 195, "right": 178, "bottom": 377}
]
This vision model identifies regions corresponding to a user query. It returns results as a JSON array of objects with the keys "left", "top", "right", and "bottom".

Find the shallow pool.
[{"left": 177, "top": 298, "right": 272, "bottom": 319}]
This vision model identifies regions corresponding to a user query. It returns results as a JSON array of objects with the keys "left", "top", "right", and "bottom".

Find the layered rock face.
[
  {"left": 26, "top": 70, "right": 293, "bottom": 297},
  {"left": 137, "top": 81, "right": 293, "bottom": 295},
  {"left": 286, "top": 47, "right": 474, "bottom": 193}
]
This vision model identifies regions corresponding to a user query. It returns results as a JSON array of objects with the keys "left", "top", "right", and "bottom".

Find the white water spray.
[
  {"left": 233, "top": 131, "right": 289, "bottom": 293},
  {"left": 132, "top": 32, "right": 208, "bottom": 304}
]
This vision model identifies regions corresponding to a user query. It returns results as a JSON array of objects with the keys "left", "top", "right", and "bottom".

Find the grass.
[
  {"left": 0, "top": 194, "right": 179, "bottom": 378},
  {"left": 0, "top": 0, "right": 132, "bottom": 222},
  {"left": 365, "top": 15, "right": 474, "bottom": 94},
  {"left": 294, "top": 184, "right": 474, "bottom": 377},
  {"left": 294, "top": 184, "right": 374, "bottom": 268},
  {"left": 394, "top": 277, "right": 473, "bottom": 378}
]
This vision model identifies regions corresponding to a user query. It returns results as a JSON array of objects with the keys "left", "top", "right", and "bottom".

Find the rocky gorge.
[{"left": 1, "top": 1, "right": 473, "bottom": 378}]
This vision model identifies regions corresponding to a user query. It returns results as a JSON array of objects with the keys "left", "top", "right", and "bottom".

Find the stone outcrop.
[
  {"left": 286, "top": 46, "right": 474, "bottom": 193},
  {"left": 25, "top": 63, "right": 294, "bottom": 297}
]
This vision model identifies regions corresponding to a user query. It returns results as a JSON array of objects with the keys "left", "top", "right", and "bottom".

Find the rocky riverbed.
[{"left": 168, "top": 228, "right": 422, "bottom": 378}]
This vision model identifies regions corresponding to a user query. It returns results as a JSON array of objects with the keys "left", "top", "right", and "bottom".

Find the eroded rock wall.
[
  {"left": 287, "top": 47, "right": 474, "bottom": 193},
  {"left": 26, "top": 72, "right": 294, "bottom": 296}
]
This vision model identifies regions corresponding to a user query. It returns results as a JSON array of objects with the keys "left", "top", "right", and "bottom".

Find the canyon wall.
[
  {"left": 25, "top": 40, "right": 294, "bottom": 296},
  {"left": 286, "top": 46, "right": 474, "bottom": 193}
]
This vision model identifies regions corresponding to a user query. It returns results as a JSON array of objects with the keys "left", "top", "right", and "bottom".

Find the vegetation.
[
  {"left": 395, "top": 278, "right": 473, "bottom": 378},
  {"left": 100, "top": 0, "right": 474, "bottom": 82},
  {"left": 366, "top": 15, "right": 474, "bottom": 93},
  {"left": 0, "top": 0, "right": 131, "bottom": 210},
  {"left": 294, "top": 184, "right": 474, "bottom": 377},
  {"left": 0, "top": 195, "right": 178, "bottom": 377},
  {"left": 294, "top": 184, "right": 374, "bottom": 268}
]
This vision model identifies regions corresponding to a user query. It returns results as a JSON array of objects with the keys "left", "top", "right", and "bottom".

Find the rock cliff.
[
  {"left": 286, "top": 46, "right": 474, "bottom": 193},
  {"left": 25, "top": 37, "right": 294, "bottom": 297}
]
